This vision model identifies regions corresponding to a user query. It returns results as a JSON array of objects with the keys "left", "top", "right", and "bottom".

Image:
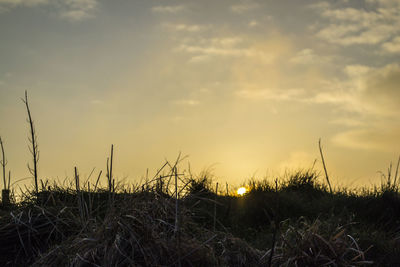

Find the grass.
[{"left": 0, "top": 163, "right": 399, "bottom": 266}]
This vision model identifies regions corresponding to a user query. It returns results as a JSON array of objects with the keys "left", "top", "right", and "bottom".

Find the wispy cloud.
[
  {"left": 177, "top": 36, "right": 276, "bottom": 64},
  {"left": 231, "top": 1, "right": 258, "bottom": 14},
  {"left": 332, "top": 126, "right": 400, "bottom": 151},
  {"left": 330, "top": 118, "right": 365, "bottom": 127},
  {"left": 248, "top": 20, "right": 258, "bottom": 27},
  {"left": 0, "top": 0, "right": 49, "bottom": 6},
  {"left": 163, "top": 23, "right": 208, "bottom": 32},
  {"left": 290, "top": 48, "right": 331, "bottom": 65},
  {"left": 188, "top": 55, "right": 211, "bottom": 63},
  {"left": 382, "top": 36, "right": 400, "bottom": 53},
  {"left": 152, "top": 5, "right": 185, "bottom": 14},
  {"left": 178, "top": 44, "right": 251, "bottom": 57},
  {"left": 312, "top": 2, "right": 400, "bottom": 47},
  {"left": 0, "top": 0, "right": 48, "bottom": 12},
  {"left": 236, "top": 88, "right": 305, "bottom": 101},
  {"left": 173, "top": 99, "right": 200, "bottom": 106},
  {"left": 59, "top": 0, "right": 98, "bottom": 21},
  {"left": 326, "top": 63, "right": 400, "bottom": 116},
  {"left": 0, "top": 0, "right": 98, "bottom": 21}
]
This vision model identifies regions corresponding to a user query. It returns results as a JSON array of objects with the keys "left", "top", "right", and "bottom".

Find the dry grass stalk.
[
  {"left": 0, "top": 136, "right": 6, "bottom": 190},
  {"left": 319, "top": 138, "right": 332, "bottom": 194},
  {"left": 1, "top": 137, "right": 11, "bottom": 206},
  {"left": 22, "top": 91, "right": 39, "bottom": 194},
  {"left": 109, "top": 144, "right": 114, "bottom": 193}
]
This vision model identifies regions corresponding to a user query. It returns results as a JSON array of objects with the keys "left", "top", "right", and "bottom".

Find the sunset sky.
[{"left": 1, "top": 0, "right": 400, "bottom": 188}]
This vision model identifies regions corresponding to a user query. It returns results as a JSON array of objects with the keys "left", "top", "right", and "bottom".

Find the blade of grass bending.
[
  {"left": 109, "top": 144, "right": 114, "bottom": 193},
  {"left": 174, "top": 166, "right": 179, "bottom": 233},
  {"left": 0, "top": 137, "right": 6, "bottom": 190},
  {"left": 394, "top": 155, "right": 400, "bottom": 187},
  {"left": 94, "top": 170, "right": 102, "bottom": 192},
  {"left": 8, "top": 170, "right": 11, "bottom": 191},
  {"left": 319, "top": 138, "right": 332, "bottom": 194}
]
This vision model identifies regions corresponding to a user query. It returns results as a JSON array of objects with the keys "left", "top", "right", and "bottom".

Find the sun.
[{"left": 237, "top": 187, "right": 247, "bottom": 196}]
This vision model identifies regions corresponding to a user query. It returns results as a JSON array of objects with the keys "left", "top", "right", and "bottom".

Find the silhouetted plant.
[
  {"left": 22, "top": 91, "right": 39, "bottom": 194},
  {"left": 0, "top": 136, "right": 11, "bottom": 206}
]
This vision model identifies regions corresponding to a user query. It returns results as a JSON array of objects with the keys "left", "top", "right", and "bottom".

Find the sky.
[{"left": 1, "top": 0, "right": 400, "bottom": 189}]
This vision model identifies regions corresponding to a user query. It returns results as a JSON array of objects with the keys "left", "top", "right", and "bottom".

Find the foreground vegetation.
[
  {"left": 0, "top": 163, "right": 399, "bottom": 266},
  {"left": 0, "top": 92, "right": 399, "bottom": 265}
]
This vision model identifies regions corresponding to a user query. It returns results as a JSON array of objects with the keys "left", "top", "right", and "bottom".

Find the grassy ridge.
[{"left": 0, "top": 166, "right": 399, "bottom": 266}]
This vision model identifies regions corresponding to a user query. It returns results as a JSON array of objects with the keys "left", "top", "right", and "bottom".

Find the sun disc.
[{"left": 237, "top": 187, "right": 247, "bottom": 196}]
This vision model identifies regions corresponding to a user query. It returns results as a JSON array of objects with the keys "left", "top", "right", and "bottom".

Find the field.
[{"left": 0, "top": 159, "right": 399, "bottom": 266}]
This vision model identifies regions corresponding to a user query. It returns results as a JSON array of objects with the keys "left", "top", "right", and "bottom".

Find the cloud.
[
  {"left": 362, "top": 63, "right": 400, "bottom": 112},
  {"left": 177, "top": 36, "right": 276, "bottom": 63},
  {"left": 306, "top": 63, "right": 400, "bottom": 156},
  {"left": 178, "top": 44, "right": 250, "bottom": 57},
  {"left": 290, "top": 48, "right": 331, "bottom": 65},
  {"left": 248, "top": 20, "right": 258, "bottom": 27},
  {"left": 231, "top": 1, "right": 258, "bottom": 14},
  {"left": 344, "top": 64, "right": 372, "bottom": 78},
  {"left": 308, "top": 1, "right": 331, "bottom": 11},
  {"left": 332, "top": 126, "right": 400, "bottom": 151},
  {"left": 173, "top": 99, "right": 200, "bottom": 106},
  {"left": 382, "top": 36, "right": 400, "bottom": 53},
  {"left": 188, "top": 55, "right": 211, "bottom": 63},
  {"left": 0, "top": 0, "right": 48, "bottom": 7},
  {"left": 152, "top": 5, "right": 185, "bottom": 14},
  {"left": 236, "top": 88, "right": 305, "bottom": 101},
  {"left": 330, "top": 118, "right": 365, "bottom": 127},
  {"left": 312, "top": 3, "right": 400, "bottom": 47},
  {"left": 163, "top": 23, "right": 208, "bottom": 32},
  {"left": 310, "top": 63, "right": 400, "bottom": 118},
  {"left": 366, "top": 0, "right": 400, "bottom": 7},
  {"left": 0, "top": 0, "right": 98, "bottom": 21},
  {"left": 60, "top": 9, "right": 91, "bottom": 21},
  {"left": 59, "top": 0, "right": 98, "bottom": 21},
  {"left": 0, "top": 0, "right": 48, "bottom": 12}
]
